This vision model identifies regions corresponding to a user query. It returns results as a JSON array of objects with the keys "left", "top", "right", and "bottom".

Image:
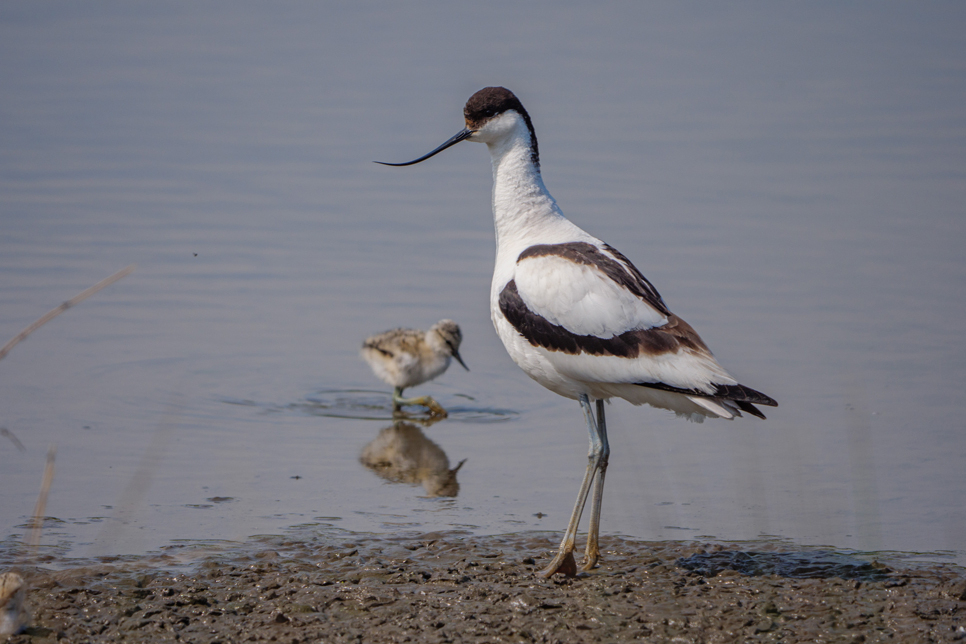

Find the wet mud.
[{"left": 4, "top": 532, "right": 965, "bottom": 643}]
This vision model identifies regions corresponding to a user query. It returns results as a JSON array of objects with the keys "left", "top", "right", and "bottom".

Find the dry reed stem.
[
  {"left": 27, "top": 445, "right": 56, "bottom": 552},
  {"left": 0, "top": 264, "right": 136, "bottom": 362},
  {"left": 0, "top": 428, "right": 25, "bottom": 452},
  {"left": 1, "top": 446, "right": 56, "bottom": 636}
]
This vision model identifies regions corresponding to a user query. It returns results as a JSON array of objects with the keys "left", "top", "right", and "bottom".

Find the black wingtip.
[
  {"left": 635, "top": 380, "right": 776, "bottom": 419},
  {"left": 735, "top": 400, "right": 767, "bottom": 419},
  {"left": 714, "top": 383, "right": 778, "bottom": 408}
]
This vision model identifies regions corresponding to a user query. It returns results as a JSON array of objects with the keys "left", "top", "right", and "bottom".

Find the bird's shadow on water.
[
  {"left": 221, "top": 389, "right": 519, "bottom": 424},
  {"left": 676, "top": 549, "right": 893, "bottom": 581}
]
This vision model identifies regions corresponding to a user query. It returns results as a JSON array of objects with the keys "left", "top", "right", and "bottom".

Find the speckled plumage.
[{"left": 361, "top": 319, "right": 467, "bottom": 415}]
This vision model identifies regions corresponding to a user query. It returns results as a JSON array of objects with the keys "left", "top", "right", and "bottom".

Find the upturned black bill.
[{"left": 375, "top": 128, "right": 474, "bottom": 166}]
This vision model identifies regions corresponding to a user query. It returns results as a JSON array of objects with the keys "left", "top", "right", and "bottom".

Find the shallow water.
[{"left": 1, "top": 3, "right": 965, "bottom": 566}]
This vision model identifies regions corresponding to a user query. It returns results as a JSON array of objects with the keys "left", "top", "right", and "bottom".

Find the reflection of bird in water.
[
  {"left": 378, "top": 87, "right": 777, "bottom": 577},
  {"left": 361, "top": 319, "right": 468, "bottom": 417},
  {"left": 360, "top": 421, "right": 466, "bottom": 497}
]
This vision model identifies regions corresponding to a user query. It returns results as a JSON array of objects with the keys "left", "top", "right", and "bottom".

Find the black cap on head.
[
  {"left": 463, "top": 87, "right": 526, "bottom": 126},
  {"left": 464, "top": 87, "right": 539, "bottom": 168},
  {"left": 375, "top": 87, "right": 540, "bottom": 168}
]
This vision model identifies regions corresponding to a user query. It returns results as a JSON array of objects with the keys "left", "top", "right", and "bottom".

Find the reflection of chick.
[
  {"left": 360, "top": 422, "right": 466, "bottom": 497},
  {"left": 361, "top": 319, "right": 468, "bottom": 417},
  {"left": 0, "top": 571, "right": 25, "bottom": 636}
]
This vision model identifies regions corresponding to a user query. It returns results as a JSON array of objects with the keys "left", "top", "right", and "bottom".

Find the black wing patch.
[
  {"left": 517, "top": 242, "right": 670, "bottom": 317},
  {"left": 499, "top": 280, "right": 708, "bottom": 358},
  {"left": 506, "top": 241, "right": 777, "bottom": 417}
]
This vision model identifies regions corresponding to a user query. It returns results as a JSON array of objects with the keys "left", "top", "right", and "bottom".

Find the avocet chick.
[{"left": 361, "top": 319, "right": 468, "bottom": 416}]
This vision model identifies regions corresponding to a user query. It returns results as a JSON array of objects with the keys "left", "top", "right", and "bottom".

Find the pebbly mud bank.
[{"left": 4, "top": 532, "right": 965, "bottom": 643}]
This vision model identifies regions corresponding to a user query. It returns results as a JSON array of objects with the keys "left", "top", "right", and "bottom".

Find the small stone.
[{"left": 271, "top": 610, "right": 290, "bottom": 624}]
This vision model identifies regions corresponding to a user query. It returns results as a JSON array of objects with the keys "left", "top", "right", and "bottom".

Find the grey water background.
[{"left": 1, "top": 3, "right": 964, "bottom": 566}]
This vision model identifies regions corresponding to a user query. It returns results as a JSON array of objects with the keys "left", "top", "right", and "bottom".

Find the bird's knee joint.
[{"left": 587, "top": 443, "right": 609, "bottom": 463}]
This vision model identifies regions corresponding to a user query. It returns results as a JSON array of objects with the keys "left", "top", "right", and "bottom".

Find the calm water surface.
[{"left": 1, "top": 3, "right": 964, "bottom": 566}]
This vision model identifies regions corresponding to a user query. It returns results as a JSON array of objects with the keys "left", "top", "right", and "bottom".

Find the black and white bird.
[
  {"left": 378, "top": 87, "right": 777, "bottom": 577},
  {"left": 361, "top": 319, "right": 468, "bottom": 417}
]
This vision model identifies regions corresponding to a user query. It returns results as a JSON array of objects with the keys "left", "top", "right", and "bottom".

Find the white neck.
[
  {"left": 481, "top": 118, "right": 598, "bottom": 301},
  {"left": 484, "top": 121, "right": 594, "bottom": 265},
  {"left": 484, "top": 119, "right": 565, "bottom": 250}
]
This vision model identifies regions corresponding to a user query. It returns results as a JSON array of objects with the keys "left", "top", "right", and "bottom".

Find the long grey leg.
[
  {"left": 581, "top": 398, "right": 609, "bottom": 571},
  {"left": 539, "top": 394, "right": 606, "bottom": 578}
]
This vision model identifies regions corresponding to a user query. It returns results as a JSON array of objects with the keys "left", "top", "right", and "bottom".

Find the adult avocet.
[{"left": 378, "top": 87, "right": 777, "bottom": 577}]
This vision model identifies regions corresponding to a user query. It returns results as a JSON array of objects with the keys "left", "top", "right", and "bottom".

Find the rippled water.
[{"left": 1, "top": 3, "right": 964, "bottom": 566}]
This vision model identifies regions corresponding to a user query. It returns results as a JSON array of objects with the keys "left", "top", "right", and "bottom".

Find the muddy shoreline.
[{"left": 5, "top": 532, "right": 965, "bottom": 643}]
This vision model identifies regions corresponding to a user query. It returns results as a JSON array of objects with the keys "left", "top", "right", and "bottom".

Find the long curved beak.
[{"left": 375, "top": 128, "right": 474, "bottom": 166}]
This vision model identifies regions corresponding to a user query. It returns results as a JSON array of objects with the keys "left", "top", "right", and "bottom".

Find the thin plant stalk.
[{"left": 0, "top": 264, "right": 136, "bottom": 362}]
